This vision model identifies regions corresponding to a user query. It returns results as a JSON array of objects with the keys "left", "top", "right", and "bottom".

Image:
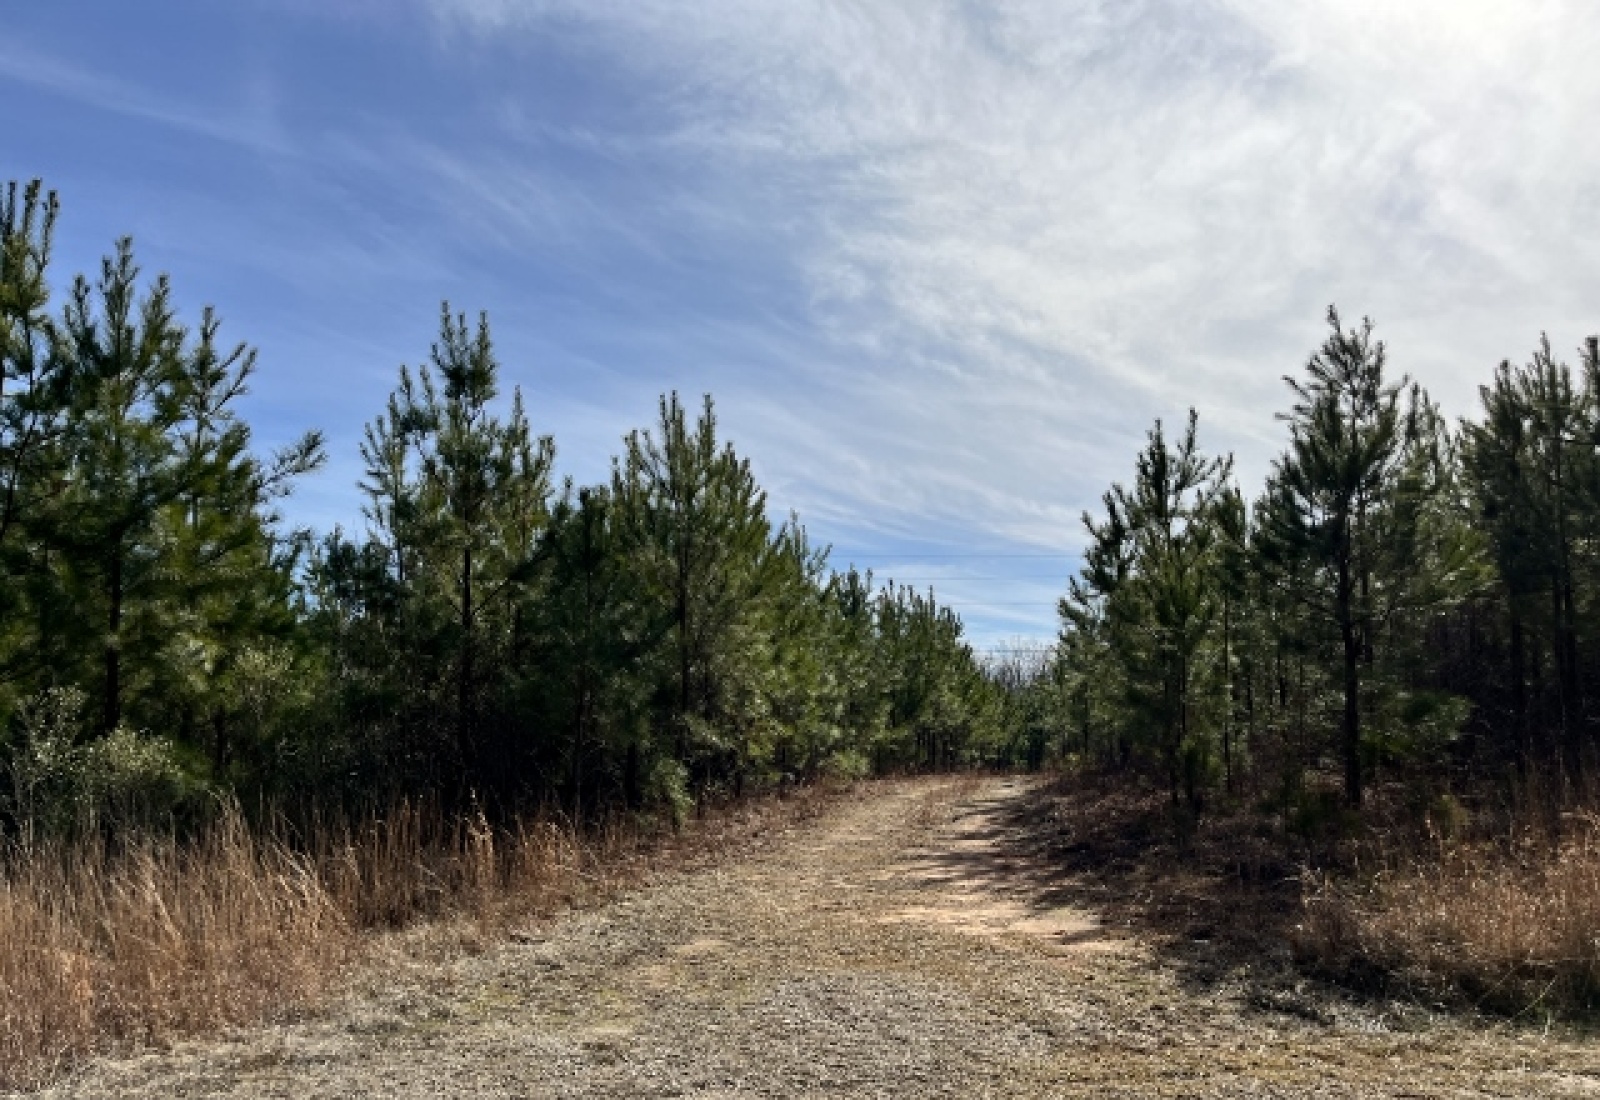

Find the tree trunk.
[
  {"left": 1341, "top": 619, "right": 1362, "bottom": 807},
  {"left": 676, "top": 539, "right": 692, "bottom": 761},
  {"left": 102, "top": 543, "right": 123, "bottom": 735},
  {"left": 1339, "top": 547, "right": 1362, "bottom": 807},
  {"left": 1510, "top": 607, "right": 1529, "bottom": 776},
  {"left": 1554, "top": 575, "right": 1581, "bottom": 781},
  {"left": 458, "top": 540, "right": 475, "bottom": 778},
  {"left": 211, "top": 712, "right": 228, "bottom": 777},
  {"left": 1222, "top": 592, "right": 1233, "bottom": 790},
  {"left": 1563, "top": 572, "right": 1585, "bottom": 774}
]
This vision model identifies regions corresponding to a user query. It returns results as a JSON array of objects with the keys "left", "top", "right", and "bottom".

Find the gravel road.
[{"left": 27, "top": 776, "right": 1600, "bottom": 1098}]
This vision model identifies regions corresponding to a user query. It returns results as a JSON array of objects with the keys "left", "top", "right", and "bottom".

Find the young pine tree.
[
  {"left": 0, "top": 181, "right": 69, "bottom": 698},
  {"left": 1258, "top": 307, "right": 1476, "bottom": 806}
]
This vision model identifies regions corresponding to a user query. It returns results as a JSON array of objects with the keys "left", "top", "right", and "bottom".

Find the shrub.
[{"left": 3, "top": 687, "right": 206, "bottom": 840}]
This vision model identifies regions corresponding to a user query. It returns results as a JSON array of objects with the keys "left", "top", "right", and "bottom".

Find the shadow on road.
[{"left": 897, "top": 773, "right": 1309, "bottom": 997}]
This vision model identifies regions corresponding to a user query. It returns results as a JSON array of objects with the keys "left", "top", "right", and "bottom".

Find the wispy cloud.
[
  {"left": 0, "top": 40, "right": 294, "bottom": 157},
  {"left": 425, "top": 1, "right": 1600, "bottom": 541},
  {"left": 17, "top": 1, "right": 1599, "bottom": 645}
]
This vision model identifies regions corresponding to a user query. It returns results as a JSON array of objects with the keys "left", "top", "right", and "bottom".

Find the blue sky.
[{"left": 6, "top": 1, "right": 1600, "bottom": 652}]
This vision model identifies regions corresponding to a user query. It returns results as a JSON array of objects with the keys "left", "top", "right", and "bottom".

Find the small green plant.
[
  {"left": 821, "top": 748, "right": 870, "bottom": 782},
  {"left": 5, "top": 686, "right": 90, "bottom": 838},
  {"left": 647, "top": 755, "right": 692, "bottom": 829},
  {"left": 1423, "top": 792, "right": 1469, "bottom": 845},
  {"left": 4, "top": 686, "right": 203, "bottom": 839},
  {"left": 79, "top": 724, "right": 200, "bottom": 832},
  {"left": 1286, "top": 787, "right": 1361, "bottom": 862}
]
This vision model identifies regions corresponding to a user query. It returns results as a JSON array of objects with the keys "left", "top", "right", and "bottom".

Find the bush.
[
  {"left": 4, "top": 687, "right": 205, "bottom": 840},
  {"left": 647, "top": 755, "right": 692, "bottom": 828},
  {"left": 821, "top": 748, "right": 871, "bottom": 782}
]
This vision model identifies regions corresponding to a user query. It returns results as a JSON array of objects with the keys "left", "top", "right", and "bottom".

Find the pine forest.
[{"left": 9, "top": 177, "right": 1600, "bottom": 1084}]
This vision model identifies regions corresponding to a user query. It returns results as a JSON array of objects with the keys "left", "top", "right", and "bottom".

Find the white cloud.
[{"left": 423, "top": 0, "right": 1600, "bottom": 639}]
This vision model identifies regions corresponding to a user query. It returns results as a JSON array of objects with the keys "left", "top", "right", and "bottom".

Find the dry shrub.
[
  {"left": 312, "top": 800, "right": 652, "bottom": 935},
  {"left": 0, "top": 811, "right": 349, "bottom": 1090},
  {"left": 1299, "top": 811, "right": 1600, "bottom": 1015},
  {"left": 0, "top": 780, "right": 845, "bottom": 1089}
]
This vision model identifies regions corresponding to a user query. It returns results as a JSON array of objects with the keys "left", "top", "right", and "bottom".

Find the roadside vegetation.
[
  {"left": 0, "top": 180, "right": 1017, "bottom": 1086},
  {"left": 0, "top": 781, "right": 839, "bottom": 1090},
  {"left": 1018, "top": 300, "right": 1600, "bottom": 1019}
]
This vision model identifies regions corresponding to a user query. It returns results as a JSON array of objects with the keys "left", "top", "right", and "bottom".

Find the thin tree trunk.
[
  {"left": 1554, "top": 575, "right": 1581, "bottom": 781},
  {"left": 1339, "top": 525, "right": 1362, "bottom": 808},
  {"left": 102, "top": 543, "right": 123, "bottom": 735},
  {"left": 459, "top": 540, "right": 474, "bottom": 777},
  {"left": 1222, "top": 591, "right": 1233, "bottom": 790},
  {"left": 1510, "top": 607, "right": 1529, "bottom": 776},
  {"left": 1342, "top": 619, "right": 1362, "bottom": 807}
]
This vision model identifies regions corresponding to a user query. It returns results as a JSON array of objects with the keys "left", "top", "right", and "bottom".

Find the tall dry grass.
[
  {"left": 1298, "top": 797, "right": 1600, "bottom": 1016},
  {"left": 0, "top": 786, "right": 834, "bottom": 1090},
  {"left": 0, "top": 812, "right": 348, "bottom": 1089}
]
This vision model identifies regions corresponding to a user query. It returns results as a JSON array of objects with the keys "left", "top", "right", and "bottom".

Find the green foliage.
[
  {"left": 17, "top": 177, "right": 1594, "bottom": 860},
  {"left": 1049, "top": 305, "right": 1500, "bottom": 823},
  {"left": 0, "top": 177, "right": 1056, "bottom": 845},
  {"left": 0, "top": 181, "right": 66, "bottom": 613},
  {"left": 292, "top": 320, "right": 996, "bottom": 820},
  {"left": 1460, "top": 336, "right": 1599, "bottom": 777},
  {"left": 820, "top": 748, "right": 872, "bottom": 781},
  {"left": 4, "top": 686, "right": 86, "bottom": 836},
  {"left": 1252, "top": 309, "right": 1478, "bottom": 805},
  {"left": 1060, "top": 410, "right": 1233, "bottom": 804},
  {"left": 646, "top": 755, "right": 692, "bottom": 829},
  {"left": 4, "top": 686, "right": 201, "bottom": 838}
]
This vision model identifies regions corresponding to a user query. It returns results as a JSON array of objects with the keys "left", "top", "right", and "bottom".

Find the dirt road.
[{"left": 30, "top": 776, "right": 1600, "bottom": 1098}]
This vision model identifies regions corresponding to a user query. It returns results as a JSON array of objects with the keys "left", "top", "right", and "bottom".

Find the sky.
[{"left": 5, "top": 1, "right": 1600, "bottom": 653}]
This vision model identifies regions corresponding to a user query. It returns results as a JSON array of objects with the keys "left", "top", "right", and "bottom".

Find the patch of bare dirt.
[{"left": 20, "top": 775, "right": 1600, "bottom": 1098}]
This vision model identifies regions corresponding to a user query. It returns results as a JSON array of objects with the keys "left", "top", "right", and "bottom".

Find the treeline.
[
  {"left": 0, "top": 181, "right": 1007, "bottom": 836},
  {"left": 1041, "top": 305, "right": 1600, "bottom": 817}
]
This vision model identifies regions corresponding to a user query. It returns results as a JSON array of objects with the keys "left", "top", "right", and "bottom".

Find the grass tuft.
[{"left": 0, "top": 812, "right": 348, "bottom": 1089}]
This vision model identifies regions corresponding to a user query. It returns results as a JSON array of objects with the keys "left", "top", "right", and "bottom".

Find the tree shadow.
[{"left": 900, "top": 773, "right": 1314, "bottom": 1001}]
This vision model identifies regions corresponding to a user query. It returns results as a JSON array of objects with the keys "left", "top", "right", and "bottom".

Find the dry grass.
[
  {"left": 1020, "top": 766, "right": 1600, "bottom": 1018},
  {"left": 0, "top": 813, "right": 348, "bottom": 1090},
  {"left": 1017, "top": 769, "right": 1303, "bottom": 964},
  {"left": 1018, "top": 767, "right": 1600, "bottom": 1017},
  {"left": 0, "top": 784, "right": 839, "bottom": 1091},
  {"left": 1299, "top": 809, "right": 1600, "bottom": 1015}
]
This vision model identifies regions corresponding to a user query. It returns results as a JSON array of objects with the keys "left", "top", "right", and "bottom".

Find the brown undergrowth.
[
  {"left": 1298, "top": 791, "right": 1600, "bottom": 1017},
  {"left": 0, "top": 783, "right": 839, "bottom": 1091},
  {"left": 1003, "top": 772, "right": 1304, "bottom": 981},
  {"left": 1020, "top": 767, "right": 1600, "bottom": 1020}
]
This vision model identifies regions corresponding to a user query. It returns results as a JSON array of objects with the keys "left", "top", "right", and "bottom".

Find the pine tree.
[
  {"left": 614, "top": 392, "right": 771, "bottom": 793},
  {"left": 532, "top": 483, "right": 651, "bottom": 811},
  {"left": 166, "top": 306, "right": 323, "bottom": 774},
  {"left": 0, "top": 181, "right": 65, "bottom": 557},
  {"left": 1259, "top": 308, "right": 1474, "bottom": 805},
  {"left": 357, "top": 305, "right": 555, "bottom": 791},
  {"left": 0, "top": 180, "right": 69, "bottom": 699},
  {"left": 1063, "top": 411, "right": 1231, "bottom": 803},
  {"left": 1463, "top": 338, "right": 1600, "bottom": 776},
  {"left": 52, "top": 240, "right": 189, "bottom": 735},
  {"left": 1211, "top": 485, "right": 1250, "bottom": 790}
]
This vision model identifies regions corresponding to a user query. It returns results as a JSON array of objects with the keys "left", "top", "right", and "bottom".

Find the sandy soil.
[{"left": 23, "top": 776, "right": 1600, "bottom": 1098}]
